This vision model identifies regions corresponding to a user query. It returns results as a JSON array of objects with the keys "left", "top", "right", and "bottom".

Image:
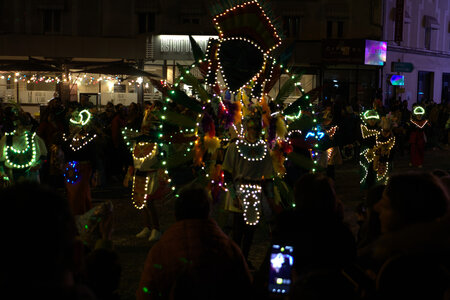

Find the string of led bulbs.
[
  {"left": 4, "top": 131, "right": 37, "bottom": 169},
  {"left": 63, "top": 133, "right": 97, "bottom": 152},
  {"left": 239, "top": 183, "right": 262, "bottom": 226}
]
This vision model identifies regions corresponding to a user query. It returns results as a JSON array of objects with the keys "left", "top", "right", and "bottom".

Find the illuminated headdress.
[
  {"left": 361, "top": 109, "right": 380, "bottom": 123},
  {"left": 205, "top": 0, "right": 283, "bottom": 92},
  {"left": 412, "top": 105, "right": 425, "bottom": 116},
  {"left": 70, "top": 109, "right": 92, "bottom": 127}
]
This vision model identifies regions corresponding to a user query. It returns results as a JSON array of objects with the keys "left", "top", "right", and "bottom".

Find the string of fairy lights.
[
  {"left": 4, "top": 131, "right": 38, "bottom": 169},
  {"left": 0, "top": 72, "right": 150, "bottom": 89}
]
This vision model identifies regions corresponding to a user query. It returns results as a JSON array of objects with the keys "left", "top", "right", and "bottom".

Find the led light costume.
[
  {"left": 306, "top": 108, "right": 342, "bottom": 180},
  {"left": 122, "top": 107, "right": 170, "bottom": 242},
  {"left": 359, "top": 109, "right": 395, "bottom": 188},
  {"left": 222, "top": 114, "right": 274, "bottom": 260},
  {"left": 0, "top": 106, "right": 47, "bottom": 184},
  {"left": 408, "top": 105, "right": 429, "bottom": 167},
  {"left": 61, "top": 109, "right": 97, "bottom": 215},
  {"left": 146, "top": 0, "right": 309, "bottom": 262}
]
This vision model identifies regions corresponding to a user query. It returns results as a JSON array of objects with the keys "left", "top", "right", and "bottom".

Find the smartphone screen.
[{"left": 268, "top": 244, "right": 294, "bottom": 294}]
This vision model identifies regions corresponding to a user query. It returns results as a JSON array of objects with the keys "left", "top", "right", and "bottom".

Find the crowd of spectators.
[{"left": 0, "top": 96, "right": 449, "bottom": 300}]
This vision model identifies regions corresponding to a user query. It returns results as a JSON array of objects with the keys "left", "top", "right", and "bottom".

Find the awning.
[
  {"left": 424, "top": 15, "right": 439, "bottom": 29},
  {"left": 76, "top": 63, "right": 160, "bottom": 79},
  {"left": 0, "top": 60, "right": 62, "bottom": 72}
]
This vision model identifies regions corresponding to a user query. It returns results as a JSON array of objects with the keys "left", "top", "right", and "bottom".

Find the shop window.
[
  {"left": 43, "top": 10, "right": 61, "bottom": 34},
  {"left": 138, "top": 12, "right": 155, "bottom": 33},
  {"left": 417, "top": 71, "right": 433, "bottom": 102}
]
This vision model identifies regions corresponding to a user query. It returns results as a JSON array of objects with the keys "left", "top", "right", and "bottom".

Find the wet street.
[{"left": 89, "top": 147, "right": 450, "bottom": 300}]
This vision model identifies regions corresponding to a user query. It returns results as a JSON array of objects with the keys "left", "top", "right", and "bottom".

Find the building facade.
[
  {"left": 2, "top": 0, "right": 447, "bottom": 113},
  {"left": 381, "top": 0, "right": 450, "bottom": 108}
]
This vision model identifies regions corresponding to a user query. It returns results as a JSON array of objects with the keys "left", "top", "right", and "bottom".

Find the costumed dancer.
[
  {"left": 320, "top": 109, "right": 342, "bottom": 180},
  {"left": 123, "top": 104, "right": 169, "bottom": 242},
  {"left": 359, "top": 109, "right": 381, "bottom": 189},
  {"left": 61, "top": 108, "right": 97, "bottom": 216},
  {"left": 222, "top": 113, "right": 275, "bottom": 267},
  {"left": 0, "top": 106, "right": 47, "bottom": 185},
  {"left": 373, "top": 115, "right": 396, "bottom": 184},
  {"left": 408, "top": 105, "right": 429, "bottom": 168}
]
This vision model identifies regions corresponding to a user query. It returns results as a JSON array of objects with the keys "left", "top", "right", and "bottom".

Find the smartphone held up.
[{"left": 268, "top": 244, "right": 294, "bottom": 295}]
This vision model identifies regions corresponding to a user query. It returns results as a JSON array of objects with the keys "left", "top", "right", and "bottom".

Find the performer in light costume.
[
  {"left": 222, "top": 112, "right": 275, "bottom": 263},
  {"left": 0, "top": 106, "right": 47, "bottom": 184},
  {"left": 408, "top": 105, "right": 429, "bottom": 168},
  {"left": 359, "top": 109, "right": 395, "bottom": 188},
  {"left": 61, "top": 108, "right": 97, "bottom": 216},
  {"left": 123, "top": 103, "right": 169, "bottom": 242}
]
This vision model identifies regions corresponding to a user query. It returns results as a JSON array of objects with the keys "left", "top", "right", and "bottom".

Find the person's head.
[
  {"left": 375, "top": 172, "right": 449, "bottom": 233},
  {"left": 144, "top": 101, "right": 152, "bottom": 110},
  {"left": 294, "top": 173, "right": 341, "bottom": 219},
  {"left": 363, "top": 109, "right": 380, "bottom": 127},
  {"left": 431, "top": 169, "right": 449, "bottom": 178},
  {"left": 105, "top": 101, "right": 114, "bottom": 111},
  {"left": 175, "top": 185, "right": 211, "bottom": 221},
  {"left": 289, "top": 270, "right": 358, "bottom": 300},
  {"left": 85, "top": 248, "right": 121, "bottom": 299},
  {"left": 0, "top": 181, "right": 78, "bottom": 293},
  {"left": 412, "top": 105, "right": 425, "bottom": 120},
  {"left": 366, "top": 184, "right": 386, "bottom": 210},
  {"left": 128, "top": 102, "right": 138, "bottom": 113},
  {"left": 244, "top": 115, "right": 262, "bottom": 140}
]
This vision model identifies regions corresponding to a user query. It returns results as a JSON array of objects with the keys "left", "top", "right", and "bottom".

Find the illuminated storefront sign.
[{"left": 153, "top": 35, "right": 218, "bottom": 60}]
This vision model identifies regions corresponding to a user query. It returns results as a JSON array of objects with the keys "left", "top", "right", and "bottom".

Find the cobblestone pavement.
[{"left": 90, "top": 147, "right": 450, "bottom": 300}]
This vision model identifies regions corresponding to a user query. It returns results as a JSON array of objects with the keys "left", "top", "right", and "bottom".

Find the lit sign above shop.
[
  {"left": 364, "top": 40, "right": 387, "bottom": 66},
  {"left": 390, "top": 75, "right": 404, "bottom": 86},
  {"left": 153, "top": 35, "right": 218, "bottom": 60}
]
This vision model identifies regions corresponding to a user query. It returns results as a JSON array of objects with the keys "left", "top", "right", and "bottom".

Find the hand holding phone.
[{"left": 268, "top": 244, "right": 294, "bottom": 295}]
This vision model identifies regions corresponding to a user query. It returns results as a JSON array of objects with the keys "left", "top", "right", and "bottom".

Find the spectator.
[
  {"left": 126, "top": 102, "right": 143, "bottom": 130},
  {"left": 356, "top": 184, "right": 385, "bottom": 249},
  {"left": 85, "top": 247, "right": 121, "bottom": 300},
  {"left": 289, "top": 173, "right": 356, "bottom": 274},
  {"left": 288, "top": 269, "right": 359, "bottom": 300},
  {"left": 357, "top": 172, "right": 450, "bottom": 298},
  {"left": 253, "top": 173, "right": 356, "bottom": 299},
  {"left": 110, "top": 104, "right": 129, "bottom": 181},
  {"left": 0, "top": 181, "right": 97, "bottom": 299},
  {"left": 136, "top": 185, "right": 252, "bottom": 300}
]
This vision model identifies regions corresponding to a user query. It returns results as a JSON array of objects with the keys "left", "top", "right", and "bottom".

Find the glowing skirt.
[{"left": 131, "top": 170, "right": 169, "bottom": 209}]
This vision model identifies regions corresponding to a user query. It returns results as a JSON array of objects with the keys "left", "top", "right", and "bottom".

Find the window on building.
[
  {"left": 180, "top": 16, "right": 200, "bottom": 25},
  {"left": 6, "top": 77, "right": 13, "bottom": 89},
  {"left": 43, "top": 10, "right": 61, "bottom": 34},
  {"left": 327, "top": 21, "right": 333, "bottom": 38},
  {"left": 138, "top": 12, "right": 155, "bottom": 33},
  {"left": 442, "top": 73, "right": 450, "bottom": 103},
  {"left": 425, "top": 27, "right": 431, "bottom": 50},
  {"left": 326, "top": 21, "right": 344, "bottom": 38},
  {"left": 283, "top": 16, "right": 301, "bottom": 38},
  {"left": 423, "top": 15, "right": 439, "bottom": 50},
  {"left": 337, "top": 21, "right": 344, "bottom": 38}
]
